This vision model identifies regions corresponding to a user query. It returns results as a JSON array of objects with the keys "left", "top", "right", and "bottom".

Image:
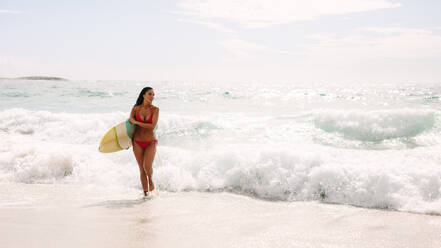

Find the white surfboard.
[{"left": 99, "top": 120, "right": 136, "bottom": 153}]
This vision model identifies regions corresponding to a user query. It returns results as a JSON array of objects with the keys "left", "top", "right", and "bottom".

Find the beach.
[
  {"left": 3, "top": 0, "right": 441, "bottom": 246},
  {"left": 1, "top": 183, "right": 441, "bottom": 248}
]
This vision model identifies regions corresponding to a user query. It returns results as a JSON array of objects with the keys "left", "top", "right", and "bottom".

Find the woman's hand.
[{"left": 129, "top": 118, "right": 138, "bottom": 124}]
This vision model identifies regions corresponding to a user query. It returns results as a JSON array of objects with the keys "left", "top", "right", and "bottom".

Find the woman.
[{"left": 129, "top": 87, "right": 159, "bottom": 196}]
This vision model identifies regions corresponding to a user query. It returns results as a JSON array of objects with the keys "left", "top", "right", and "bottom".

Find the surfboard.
[{"left": 99, "top": 120, "right": 136, "bottom": 153}]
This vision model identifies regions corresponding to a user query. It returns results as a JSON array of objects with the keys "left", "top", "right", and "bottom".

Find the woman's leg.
[
  {"left": 132, "top": 141, "right": 149, "bottom": 192},
  {"left": 143, "top": 142, "right": 157, "bottom": 191}
]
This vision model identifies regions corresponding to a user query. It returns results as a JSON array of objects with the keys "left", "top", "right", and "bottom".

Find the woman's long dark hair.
[{"left": 134, "top": 87, "right": 153, "bottom": 107}]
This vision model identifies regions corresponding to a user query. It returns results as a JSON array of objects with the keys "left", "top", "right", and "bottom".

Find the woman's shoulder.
[{"left": 152, "top": 105, "right": 159, "bottom": 111}]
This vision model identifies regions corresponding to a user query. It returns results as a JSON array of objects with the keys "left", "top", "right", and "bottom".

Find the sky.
[{"left": 1, "top": 0, "right": 441, "bottom": 83}]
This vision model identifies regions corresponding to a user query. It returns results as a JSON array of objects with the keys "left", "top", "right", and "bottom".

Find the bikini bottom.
[{"left": 134, "top": 139, "right": 157, "bottom": 149}]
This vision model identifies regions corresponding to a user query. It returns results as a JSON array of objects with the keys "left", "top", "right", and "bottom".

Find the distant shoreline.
[{"left": 0, "top": 76, "right": 68, "bottom": 81}]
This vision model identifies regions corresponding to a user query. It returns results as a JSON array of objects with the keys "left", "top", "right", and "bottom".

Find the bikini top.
[{"left": 135, "top": 107, "right": 153, "bottom": 123}]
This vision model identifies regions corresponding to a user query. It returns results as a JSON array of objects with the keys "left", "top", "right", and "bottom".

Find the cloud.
[
  {"left": 304, "top": 27, "right": 441, "bottom": 62},
  {"left": 0, "top": 9, "right": 22, "bottom": 14},
  {"left": 177, "top": 18, "right": 237, "bottom": 33},
  {"left": 220, "top": 39, "right": 268, "bottom": 58},
  {"left": 176, "top": 0, "right": 401, "bottom": 28},
  {"left": 356, "top": 27, "right": 433, "bottom": 35},
  {"left": 219, "top": 39, "right": 292, "bottom": 60}
]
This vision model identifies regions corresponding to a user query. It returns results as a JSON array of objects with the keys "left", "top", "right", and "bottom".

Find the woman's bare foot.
[{"left": 149, "top": 182, "right": 155, "bottom": 191}]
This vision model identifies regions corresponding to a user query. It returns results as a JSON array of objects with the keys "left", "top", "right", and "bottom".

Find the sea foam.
[{"left": 1, "top": 86, "right": 441, "bottom": 215}]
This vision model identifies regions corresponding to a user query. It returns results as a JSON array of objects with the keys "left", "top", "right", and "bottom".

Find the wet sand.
[{"left": 1, "top": 184, "right": 441, "bottom": 248}]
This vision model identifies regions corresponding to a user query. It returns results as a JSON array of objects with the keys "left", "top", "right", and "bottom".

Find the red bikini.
[
  {"left": 135, "top": 140, "right": 157, "bottom": 149},
  {"left": 134, "top": 108, "right": 157, "bottom": 149}
]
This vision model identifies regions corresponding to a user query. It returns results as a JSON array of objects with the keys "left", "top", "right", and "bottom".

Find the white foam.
[
  {"left": 152, "top": 144, "right": 441, "bottom": 214},
  {"left": 1, "top": 107, "right": 441, "bottom": 214}
]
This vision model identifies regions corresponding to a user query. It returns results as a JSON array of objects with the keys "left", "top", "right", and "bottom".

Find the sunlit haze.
[{"left": 1, "top": 0, "right": 441, "bottom": 83}]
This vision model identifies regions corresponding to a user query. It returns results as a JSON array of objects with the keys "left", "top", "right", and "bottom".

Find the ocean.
[{"left": 1, "top": 79, "right": 441, "bottom": 214}]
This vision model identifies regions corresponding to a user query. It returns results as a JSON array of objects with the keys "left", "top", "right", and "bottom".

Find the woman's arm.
[
  {"left": 128, "top": 107, "right": 138, "bottom": 124},
  {"left": 134, "top": 107, "right": 159, "bottom": 130}
]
